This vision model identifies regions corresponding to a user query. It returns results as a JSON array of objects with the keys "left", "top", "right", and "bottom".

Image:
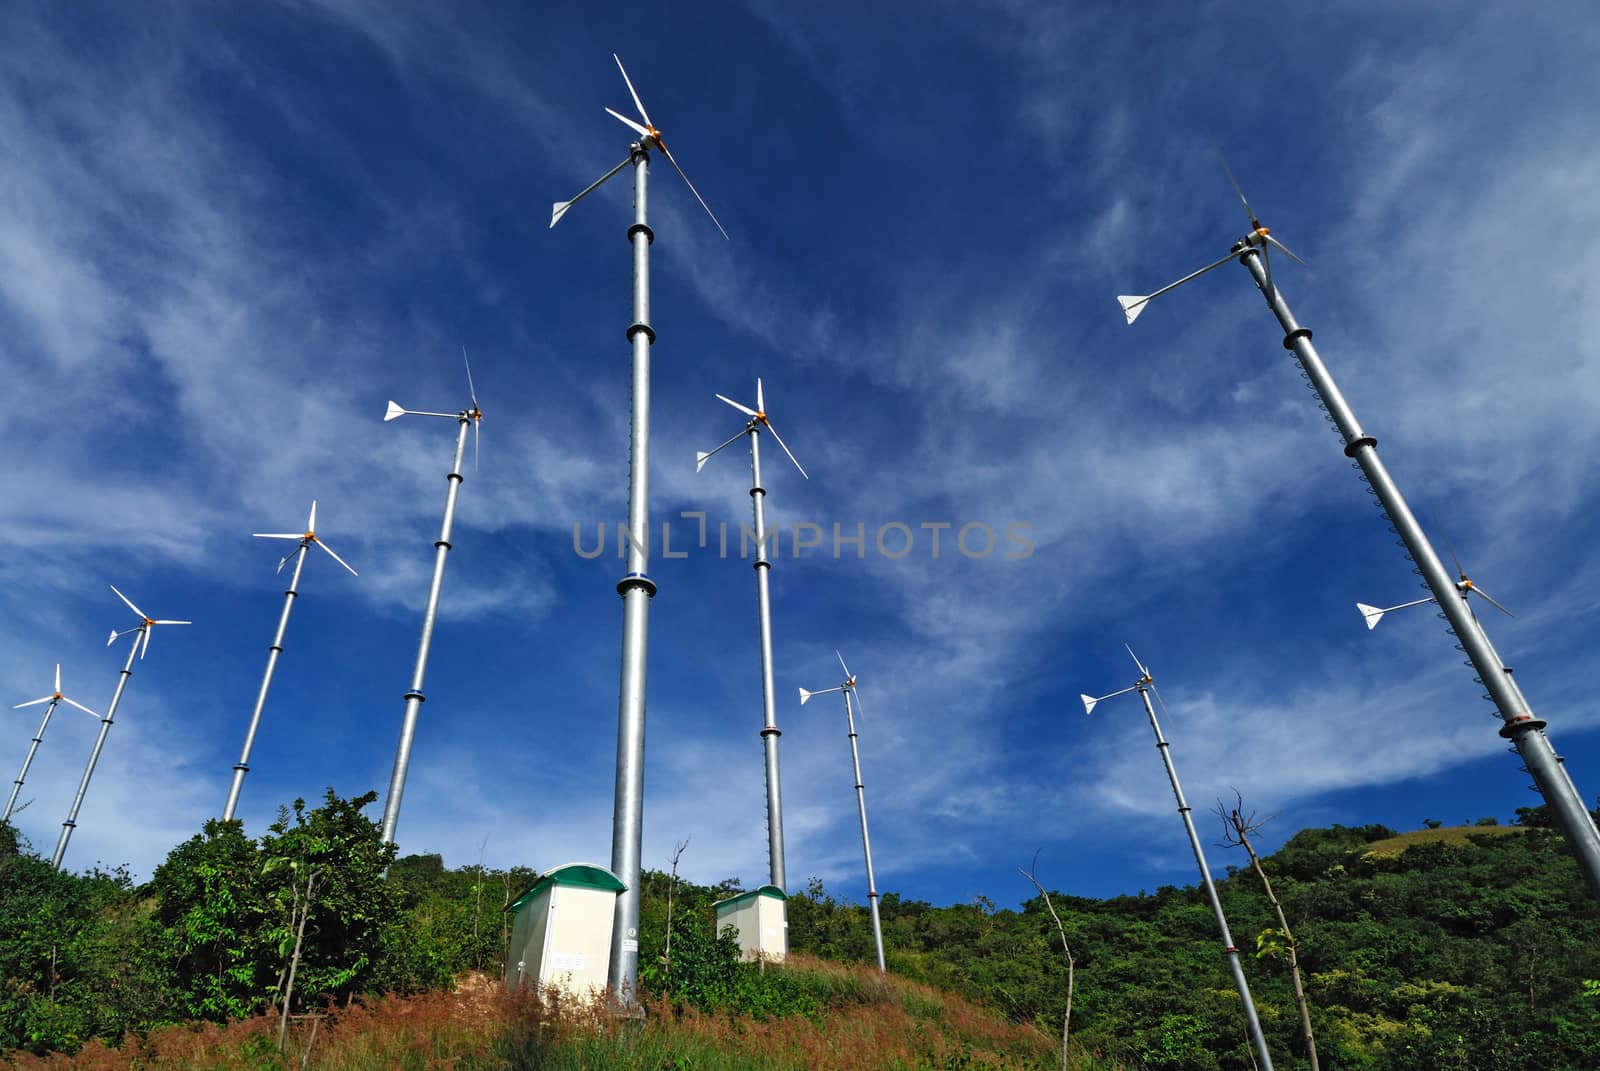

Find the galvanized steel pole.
[
  {"left": 380, "top": 415, "right": 470, "bottom": 848},
  {"left": 222, "top": 545, "right": 308, "bottom": 823},
  {"left": 1238, "top": 245, "right": 1600, "bottom": 895},
  {"left": 1137, "top": 682, "right": 1274, "bottom": 1071},
  {"left": 6, "top": 701, "right": 62, "bottom": 822},
  {"left": 53, "top": 633, "right": 140, "bottom": 868},
  {"left": 609, "top": 143, "right": 656, "bottom": 1003},
  {"left": 748, "top": 427, "right": 788, "bottom": 894},
  {"left": 844, "top": 688, "right": 885, "bottom": 972}
]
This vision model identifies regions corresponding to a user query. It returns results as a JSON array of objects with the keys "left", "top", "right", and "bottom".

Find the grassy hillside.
[
  {"left": 6, "top": 798, "right": 1600, "bottom": 1070},
  {"left": 2, "top": 956, "right": 1103, "bottom": 1071}
]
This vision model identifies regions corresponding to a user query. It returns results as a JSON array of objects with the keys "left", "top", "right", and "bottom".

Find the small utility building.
[
  {"left": 504, "top": 863, "right": 626, "bottom": 995},
  {"left": 713, "top": 885, "right": 788, "bottom": 961}
]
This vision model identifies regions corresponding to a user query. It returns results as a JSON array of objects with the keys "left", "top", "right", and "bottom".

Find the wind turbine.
[
  {"left": 1115, "top": 152, "right": 1600, "bottom": 896},
  {"left": 799, "top": 651, "right": 886, "bottom": 973},
  {"left": 377, "top": 354, "right": 483, "bottom": 850},
  {"left": 698, "top": 378, "right": 807, "bottom": 895},
  {"left": 220, "top": 500, "right": 359, "bottom": 823},
  {"left": 551, "top": 53, "right": 728, "bottom": 1002},
  {"left": 1081, "top": 647, "right": 1274, "bottom": 1071},
  {"left": 1358, "top": 540, "right": 1514, "bottom": 631},
  {"left": 7, "top": 665, "right": 99, "bottom": 823},
  {"left": 53, "top": 586, "right": 190, "bottom": 868}
]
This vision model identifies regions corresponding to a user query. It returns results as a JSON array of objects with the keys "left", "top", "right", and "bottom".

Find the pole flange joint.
[
  {"left": 617, "top": 572, "right": 658, "bottom": 598},
  {"left": 233, "top": 763, "right": 249, "bottom": 774},
  {"left": 447, "top": 472, "right": 464, "bottom": 485},
  {"left": 1498, "top": 716, "right": 1549, "bottom": 739},
  {"left": 753, "top": 558, "right": 770, "bottom": 572},
  {"left": 404, "top": 690, "right": 427, "bottom": 703},
  {"left": 627, "top": 222, "right": 654, "bottom": 245},
  {"left": 1282, "top": 327, "right": 1313, "bottom": 349},
  {"left": 749, "top": 485, "right": 765, "bottom": 497},
  {"left": 760, "top": 726, "right": 781, "bottom": 739},
  {"left": 1343, "top": 435, "right": 1377, "bottom": 457},
  {"left": 627, "top": 321, "right": 656, "bottom": 344},
  {"left": 434, "top": 539, "right": 453, "bottom": 551}
]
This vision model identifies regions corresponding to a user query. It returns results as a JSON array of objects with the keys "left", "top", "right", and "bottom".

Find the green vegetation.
[{"left": 3, "top": 797, "right": 1599, "bottom": 1070}]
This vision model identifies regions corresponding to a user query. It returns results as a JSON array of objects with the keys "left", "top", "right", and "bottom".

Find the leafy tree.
[{"left": 149, "top": 818, "right": 270, "bottom": 1021}]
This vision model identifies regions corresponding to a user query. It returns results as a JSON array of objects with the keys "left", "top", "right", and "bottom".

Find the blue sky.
[{"left": 3, "top": 2, "right": 1600, "bottom": 910}]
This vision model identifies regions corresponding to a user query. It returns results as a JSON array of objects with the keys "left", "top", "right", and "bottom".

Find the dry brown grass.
[{"left": 3, "top": 956, "right": 1110, "bottom": 1071}]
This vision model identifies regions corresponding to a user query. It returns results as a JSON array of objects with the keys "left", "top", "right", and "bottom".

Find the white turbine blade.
[
  {"left": 657, "top": 140, "right": 730, "bottom": 240},
  {"left": 1080, "top": 693, "right": 1099, "bottom": 716},
  {"left": 605, "top": 106, "right": 653, "bottom": 140},
  {"left": 836, "top": 650, "right": 852, "bottom": 683},
  {"left": 61, "top": 696, "right": 99, "bottom": 718},
  {"left": 14, "top": 695, "right": 54, "bottom": 709},
  {"left": 1215, "top": 144, "right": 1258, "bottom": 228},
  {"left": 696, "top": 430, "right": 746, "bottom": 472},
  {"left": 253, "top": 532, "right": 303, "bottom": 540},
  {"left": 550, "top": 155, "right": 632, "bottom": 228},
  {"left": 152, "top": 619, "right": 191, "bottom": 626},
  {"left": 385, "top": 400, "right": 407, "bottom": 421},
  {"left": 1471, "top": 586, "right": 1515, "bottom": 618},
  {"left": 762, "top": 421, "right": 809, "bottom": 480},
  {"left": 1124, "top": 644, "right": 1150, "bottom": 680},
  {"left": 716, "top": 393, "right": 759, "bottom": 418},
  {"left": 54, "top": 663, "right": 61, "bottom": 694},
  {"left": 315, "top": 538, "right": 359, "bottom": 577},
  {"left": 1117, "top": 295, "right": 1151, "bottom": 325},
  {"left": 308, "top": 499, "right": 319, "bottom": 533},
  {"left": 755, "top": 377, "right": 765, "bottom": 413},
  {"left": 1118, "top": 249, "right": 1239, "bottom": 326},
  {"left": 109, "top": 584, "right": 146, "bottom": 621},
  {"left": 473, "top": 417, "right": 480, "bottom": 472},
  {"left": 139, "top": 627, "right": 152, "bottom": 660},
  {"left": 612, "top": 53, "right": 653, "bottom": 128},
  {"left": 462, "top": 348, "right": 479, "bottom": 410},
  {"left": 1264, "top": 232, "right": 1309, "bottom": 268},
  {"left": 1356, "top": 602, "right": 1386, "bottom": 630},
  {"left": 848, "top": 686, "right": 865, "bottom": 721}
]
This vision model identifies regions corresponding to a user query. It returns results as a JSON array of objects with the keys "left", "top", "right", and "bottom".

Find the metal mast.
[
  {"left": 54, "top": 635, "right": 139, "bottom": 868},
  {"left": 1233, "top": 245, "right": 1600, "bottom": 894},
  {"left": 1083, "top": 652, "right": 1274, "bottom": 1071},
  {"left": 225, "top": 501, "right": 358, "bottom": 823},
  {"left": 225, "top": 546, "right": 306, "bottom": 823},
  {"left": 1117, "top": 158, "right": 1600, "bottom": 896},
  {"left": 550, "top": 53, "right": 728, "bottom": 1003},
  {"left": 53, "top": 586, "right": 190, "bottom": 868},
  {"left": 800, "top": 652, "right": 885, "bottom": 972},
  {"left": 379, "top": 408, "right": 472, "bottom": 848},
  {"left": 697, "top": 378, "right": 811, "bottom": 894},
  {"left": 607, "top": 142, "right": 656, "bottom": 1000},
  {"left": 843, "top": 685, "right": 885, "bottom": 972},
  {"left": 7, "top": 666, "right": 98, "bottom": 822}
]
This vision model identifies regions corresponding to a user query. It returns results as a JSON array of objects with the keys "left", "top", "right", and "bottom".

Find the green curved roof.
[
  {"left": 508, "top": 862, "right": 626, "bottom": 912},
  {"left": 712, "top": 884, "right": 787, "bottom": 909}
]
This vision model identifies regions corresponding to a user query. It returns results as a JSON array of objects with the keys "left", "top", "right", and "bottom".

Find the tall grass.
[{"left": 3, "top": 956, "right": 1122, "bottom": 1071}]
